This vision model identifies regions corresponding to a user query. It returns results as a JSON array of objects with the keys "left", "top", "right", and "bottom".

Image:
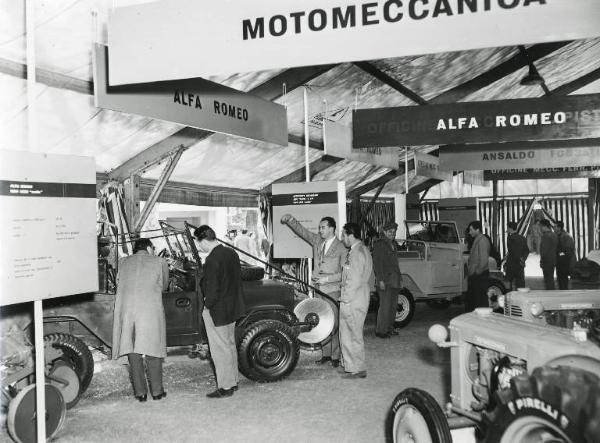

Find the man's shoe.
[
  {"left": 341, "top": 371, "right": 367, "bottom": 379},
  {"left": 206, "top": 388, "right": 234, "bottom": 398},
  {"left": 135, "top": 394, "right": 147, "bottom": 402},
  {"left": 315, "top": 356, "right": 332, "bottom": 364},
  {"left": 331, "top": 359, "right": 340, "bottom": 368},
  {"left": 390, "top": 329, "right": 400, "bottom": 336},
  {"left": 375, "top": 333, "right": 390, "bottom": 338},
  {"left": 232, "top": 385, "right": 239, "bottom": 392},
  {"left": 152, "top": 391, "right": 167, "bottom": 400}
]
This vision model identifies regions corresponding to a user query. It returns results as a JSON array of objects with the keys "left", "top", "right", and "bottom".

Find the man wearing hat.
[{"left": 372, "top": 221, "right": 402, "bottom": 338}]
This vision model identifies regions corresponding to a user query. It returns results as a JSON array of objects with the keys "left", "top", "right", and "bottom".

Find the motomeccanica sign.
[{"left": 107, "top": 0, "right": 600, "bottom": 84}]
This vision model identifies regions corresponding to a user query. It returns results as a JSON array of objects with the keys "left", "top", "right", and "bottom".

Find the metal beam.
[
  {"left": 134, "top": 147, "right": 184, "bottom": 231},
  {"left": 551, "top": 66, "right": 600, "bottom": 95},
  {"left": 0, "top": 57, "right": 93, "bottom": 95},
  {"left": 348, "top": 170, "right": 397, "bottom": 198},
  {"left": 353, "top": 61, "right": 428, "bottom": 105},
  {"left": 430, "top": 41, "right": 571, "bottom": 104}
]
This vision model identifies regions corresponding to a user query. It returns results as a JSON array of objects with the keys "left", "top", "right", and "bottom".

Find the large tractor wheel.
[
  {"left": 388, "top": 388, "right": 452, "bottom": 443},
  {"left": 394, "top": 289, "right": 416, "bottom": 329},
  {"left": 237, "top": 320, "right": 299, "bottom": 383},
  {"left": 7, "top": 383, "right": 66, "bottom": 443},
  {"left": 483, "top": 365, "right": 600, "bottom": 443},
  {"left": 44, "top": 333, "right": 94, "bottom": 393}
]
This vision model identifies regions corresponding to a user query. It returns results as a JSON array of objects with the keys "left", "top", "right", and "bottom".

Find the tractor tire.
[
  {"left": 388, "top": 388, "right": 452, "bottom": 443},
  {"left": 44, "top": 333, "right": 94, "bottom": 394},
  {"left": 240, "top": 264, "right": 265, "bottom": 281},
  {"left": 237, "top": 320, "right": 299, "bottom": 383},
  {"left": 394, "top": 289, "right": 416, "bottom": 329},
  {"left": 486, "top": 280, "right": 506, "bottom": 311},
  {"left": 483, "top": 365, "right": 600, "bottom": 443}
]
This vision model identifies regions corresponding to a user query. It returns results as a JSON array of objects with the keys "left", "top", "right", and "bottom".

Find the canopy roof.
[{"left": 1, "top": 1, "right": 600, "bottom": 201}]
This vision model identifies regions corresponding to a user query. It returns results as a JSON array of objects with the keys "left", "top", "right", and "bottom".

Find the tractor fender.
[{"left": 544, "top": 354, "right": 600, "bottom": 376}]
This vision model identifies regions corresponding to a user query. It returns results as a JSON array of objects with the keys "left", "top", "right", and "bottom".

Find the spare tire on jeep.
[{"left": 483, "top": 365, "right": 600, "bottom": 443}]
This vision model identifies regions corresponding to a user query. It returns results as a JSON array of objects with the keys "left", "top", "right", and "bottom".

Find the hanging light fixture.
[{"left": 519, "top": 45, "right": 545, "bottom": 86}]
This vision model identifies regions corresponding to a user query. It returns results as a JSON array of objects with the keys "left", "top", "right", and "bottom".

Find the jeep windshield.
[{"left": 405, "top": 221, "right": 459, "bottom": 244}]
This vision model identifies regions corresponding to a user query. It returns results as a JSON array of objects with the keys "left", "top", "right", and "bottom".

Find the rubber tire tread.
[
  {"left": 240, "top": 264, "right": 264, "bottom": 281},
  {"left": 237, "top": 320, "right": 299, "bottom": 383},
  {"left": 394, "top": 289, "right": 416, "bottom": 329},
  {"left": 387, "top": 387, "right": 452, "bottom": 443},
  {"left": 483, "top": 365, "right": 600, "bottom": 443},
  {"left": 44, "top": 333, "right": 94, "bottom": 393}
]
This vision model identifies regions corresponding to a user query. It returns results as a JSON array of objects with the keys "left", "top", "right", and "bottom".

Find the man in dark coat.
[
  {"left": 372, "top": 221, "right": 402, "bottom": 338},
  {"left": 555, "top": 221, "right": 575, "bottom": 290},
  {"left": 539, "top": 219, "right": 558, "bottom": 290},
  {"left": 195, "top": 225, "right": 246, "bottom": 398},
  {"left": 505, "top": 221, "right": 529, "bottom": 290},
  {"left": 466, "top": 221, "right": 491, "bottom": 312}
]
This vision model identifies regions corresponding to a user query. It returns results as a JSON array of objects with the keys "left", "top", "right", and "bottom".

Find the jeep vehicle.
[
  {"left": 37, "top": 221, "right": 331, "bottom": 404},
  {"left": 388, "top": 288, "right": 600, "bottom": 442},
  {"left": 392, "top": 220, "right": 507, "bottom": 328}
]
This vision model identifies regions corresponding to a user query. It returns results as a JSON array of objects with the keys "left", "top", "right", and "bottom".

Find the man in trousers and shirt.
[
  {"left": 372, "top": 221, "right": 402, "bottom": 338},
  {"left": 195, "top": 225, "right": 246, "bottom": 398},
  {"left": 466, "top": 221, "right": 491, "bottom": 312},
  {"left": 280, "top": 214, "right": 346, "bottom": 367},
  {"left": 112, "top": 238, "right": 169, "bottom": 402},
  {"left": 505, "top": 221, "right": 529, "bottom": 291},
  {"left": 555, "top": 221, "right": 575, "bottom": 290},
  {"left": 339, "top": 222, "right": 373, "bottom": 379},
  {"left": 539, "top": 219, "right": 558, "bottom": 290}
]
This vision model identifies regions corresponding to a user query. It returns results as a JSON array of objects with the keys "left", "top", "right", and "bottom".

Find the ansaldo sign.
[
  {"left": 438, "top": 138, "right": 600, "bottom": 171},
  {"left": 353, "top": 94, "right": 600, "bottom": 147},
  {"left": 107, "top": 0, "right": 600, "bottom": 84},
  {"left": 93, "top": 45, "right": 288, "bottom": 146}
]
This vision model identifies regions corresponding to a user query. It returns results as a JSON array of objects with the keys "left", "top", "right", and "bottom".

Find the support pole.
[
  {"left": 123, "top": 174, "right": 140, "bottom": 230},
  {"left": 303, "top": 86, "right": 312, "bottom": 291},
  {"left": 134, "top": 147, "right": 184, "bottom": 232},
  {"left": 492, "top": 180, "right": 499, "bottom": 245},
  {"left": 34, "top": 300, "right": 46, "bottom": 443},
  {"left": 404, "top": 147, "right": 410, "bottom": 231}
]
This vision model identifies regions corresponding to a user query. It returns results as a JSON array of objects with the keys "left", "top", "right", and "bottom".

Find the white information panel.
[
  {"left": 272, "top": 181, "right": 346, "bottom": 259},
  {"left": 0, "top": 151, "right": 98, "bottom": 306}
]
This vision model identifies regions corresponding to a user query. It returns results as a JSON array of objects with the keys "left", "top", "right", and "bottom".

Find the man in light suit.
[
  {"left": 339, "top": 222, "right": 373, "bottom": 379},
  {"left": 281, "top": 214, "right": 346, "bottom": 367}
]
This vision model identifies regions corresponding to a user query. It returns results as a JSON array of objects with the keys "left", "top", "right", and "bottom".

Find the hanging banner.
[
  {"left": 325, "top": 121, "right": 402, "bottom": 169},
  {"left": 414, "top": 152, "right": 452, "bottom": 182},
  {"left": 484, "top": 166, "right": 600, "bottom": 181},
  {"left": 353, "top": 94, "right": 600, "bottom": 147},
  {"left": 272, "top": 181, "right": 346, "bottom": 258},
  {"left": 439, "top": 138, "right": 600, "bottom": 171},
  {"left": 93, "top": 45, "right": 288, "bottom": 147},
  {"left": 107, "top": 0, "right": 600, "bottom": 84},
  {"left": 0, "top": 150, "right": 98, "bottom": 306}
]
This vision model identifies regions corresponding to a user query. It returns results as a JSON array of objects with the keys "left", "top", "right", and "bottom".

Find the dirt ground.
[{"left": 16, "top": 304, "right": 458, "bottom": 443}]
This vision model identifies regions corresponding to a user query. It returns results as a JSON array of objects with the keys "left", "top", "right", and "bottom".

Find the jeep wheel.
[
  {"left": 238, "top": 320, "right": 300, "bottom": 383},
  {"left": 394, "top": 289, "right": 416, "bottom": 329},
  {"left": 486, "top": 281, "right": 505, "bottom": 311},
  {"left": 483, "top": 365, "right": 600, "bottom": 443},
  {"left": 44, "top": 333, "right": 94, "bottom": 393},
  {"left": 388, "top": 388, "right": 452, "bottom": 443}
]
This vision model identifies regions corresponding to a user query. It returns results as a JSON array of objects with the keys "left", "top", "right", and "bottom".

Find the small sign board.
[
  {"left": 0, "top": 151, "right": 98, "bottom": 306},
  {"left": 414, "top": 152, "right": 452, "bottom": 182},
  {"left": 353, "top": 95, "right": 600, "bottom": 147},
  {"left": 272, "top": 181, "right": 346, "bottom": 259},
  {"left": 439, "top": 138, "right": 600, "bottom": 171},
  {"left": 93, "top": 44, "right": 288, "bottom": 147}
]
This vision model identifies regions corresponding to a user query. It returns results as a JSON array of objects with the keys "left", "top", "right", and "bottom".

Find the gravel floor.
[{"left": 11, "top": 303, "right": 460, "bottom": 443}]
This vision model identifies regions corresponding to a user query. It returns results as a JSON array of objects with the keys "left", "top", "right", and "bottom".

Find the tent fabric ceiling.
[{"left": 1, "top": 1, "right": 600, "bottom": 196}]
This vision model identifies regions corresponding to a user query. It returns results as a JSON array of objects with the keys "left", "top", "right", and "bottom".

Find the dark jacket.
[
  {"left": 202, "top": 245, "right": 246, "bottom": 326},
  {"left": 372, "top": 238, "right": 402, "bottom": 288},
  {"left": 540, "top": 231, "right": 558, "bottom": 268},
  {"left": 506, "top": 233, "right": 529, "bottom": 266}
]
